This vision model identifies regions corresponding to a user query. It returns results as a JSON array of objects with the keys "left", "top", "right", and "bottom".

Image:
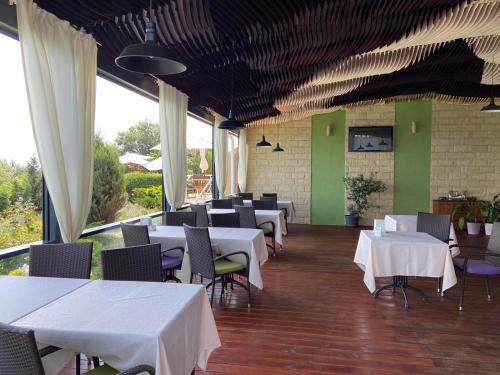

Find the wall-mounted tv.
[{"left": 348, "top": 126, "right": 393, "bottom": 152}]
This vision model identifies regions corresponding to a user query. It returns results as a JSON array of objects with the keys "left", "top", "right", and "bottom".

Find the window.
[
  {"left": 0, "top": 34, "right": 43, "bottom": 271},
  {"left": 185, "top": 117, "right": 213, "bottom": 203},
  {"left": 86, "top": 77, "right": 162, "bottom": 227}
]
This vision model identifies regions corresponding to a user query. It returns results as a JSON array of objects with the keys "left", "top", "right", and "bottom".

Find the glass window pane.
[
  {"left": 0, "top": 35, "right": 43, "bottom": 251},
  {"left": 87, "top": 78, "right": 162, "bottom": 227},
  {"left": 185, "top": 117, "right": 213, "bottom": 204}
]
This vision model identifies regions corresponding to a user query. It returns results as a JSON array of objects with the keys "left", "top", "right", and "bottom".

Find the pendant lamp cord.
[{"left": 149, "top": 0, "right": 153, "bottom": 21}]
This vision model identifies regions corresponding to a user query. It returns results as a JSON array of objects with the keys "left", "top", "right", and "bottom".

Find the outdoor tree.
[
  {"left": 23, "top": 155, "right": 42, "bottom": 210},
  {"left": 88, "top": 136, "right": 127, "bottom": 224},
  {"left": 115, "top": 120, "right": 160, "bottom": 156}
]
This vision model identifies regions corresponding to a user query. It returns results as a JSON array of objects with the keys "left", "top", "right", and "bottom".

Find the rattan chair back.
[
  {"left": 211, "top": 212, "right": 240, "bottom": 228},
  {"left": 211, "top": 199, "right": 233, "bottom": 209},
  {"left": 190, "top": 204, "right": 210, "bottom": 227},
  {"left": 121, "top": 223, "right": 150, "bottom": 247},
  {"left": 416, "top": 212, "right": 451, "bottom": 243},
  {"left": 238, "top": 192, "right": 253, "bottom": 200},
  {"left": 235, "top": 206, "right": 258, "bottom": 229},
  {"left": 29, "top": 243, "right": 92, "bottom": 279},
  {"left": 183, "top": 225, "right": 215, "bottom": 279},
  {"left": 164, "top": 211, "right": 197, "bottom": 226}
]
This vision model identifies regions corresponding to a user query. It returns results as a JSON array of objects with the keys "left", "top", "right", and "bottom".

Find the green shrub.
[
  {"left": 125, "top": 172, "right": 162, "bottom": 197},
  {"left": 0, "top": 184, "right": 10, "bottom": 212},
  {"left": 8, "top": 268, "right": 26, "bottom": 276},
  {"left": 87, "top": 136, "right": 127, "bottom": 224},
  {"left": 130, "top": 186, "right": 162, "bottom": 209}
]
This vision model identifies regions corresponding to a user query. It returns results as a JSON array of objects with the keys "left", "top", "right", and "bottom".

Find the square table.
[
  {"left": 384, "top": 214, "right": 460, "bottom": 256},
  {"left": 208, "top": 208, "right": 286, "bottom": 245},
  {"left": 0, "top": 276, "right": 91, "bottom": 324},
  {"left": 354, "top": 230, "right": 457, "bottom": 308},
  {"left": 12, "top": 280, "right": 221, "bottom": 375},
  {"left": 242, "top": 199, "right": 295, "bottom": 220},
  {"left": 150, "top": 226, "right": 268, "bottom": 289}
]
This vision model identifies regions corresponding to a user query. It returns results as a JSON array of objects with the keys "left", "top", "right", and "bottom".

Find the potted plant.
[
  {"left": 453, "top": 201, "right": 482, "bottom": 235},
  {"left": 344, "top": 173, "right": 387, "bottom": 227},
  {"left": 480, "top": 194, "right": 500, "bottom": 235}
]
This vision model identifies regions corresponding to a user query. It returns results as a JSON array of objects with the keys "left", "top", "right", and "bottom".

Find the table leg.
[{"left": 373, "top": 276, "right": 427, "bottom": 309}]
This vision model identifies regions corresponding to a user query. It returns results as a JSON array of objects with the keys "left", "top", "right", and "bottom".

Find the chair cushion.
[
  {"left": 161, "top": 256, "right": 182, "bottom": 270},
  {"left": 453, "top": 258, "right": 500, "bottom": 275},
  {"left": 261, "top": 227, "right": 273, "bottom": 235},
  {"left": 84, "top": 364, "right": 118, "bottom": 375},
  {"left": 214, "top": 259, "right": 245, "bottom": 275}
]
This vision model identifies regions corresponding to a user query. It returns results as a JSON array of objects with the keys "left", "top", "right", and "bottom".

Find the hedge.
[{"left": 125, "top": 172, "right": 162, "bottom": 197}]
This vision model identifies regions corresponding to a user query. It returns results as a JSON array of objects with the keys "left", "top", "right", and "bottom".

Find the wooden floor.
[{"left": 64, "top": 225, "right": 500, "bottom": 374}]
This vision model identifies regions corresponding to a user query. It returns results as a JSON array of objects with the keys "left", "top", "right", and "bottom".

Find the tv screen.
[{"left": 348, "top": 126, "right": 393, "bottom": 152}]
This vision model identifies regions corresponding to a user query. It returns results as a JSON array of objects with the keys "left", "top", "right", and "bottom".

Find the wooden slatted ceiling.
[{"left": 33, "top": 0, "right": 500, "bottom": 126}]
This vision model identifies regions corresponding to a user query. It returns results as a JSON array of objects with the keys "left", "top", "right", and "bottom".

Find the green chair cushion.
[
  {"left": 261, "top": 227, "right": 273, "bottom": 234},
  {"left": 84, "top": 364, "right": 118, "bottom": 375},
  {"left": 214, "top": 259, "right": 245, "bottom": 275}
]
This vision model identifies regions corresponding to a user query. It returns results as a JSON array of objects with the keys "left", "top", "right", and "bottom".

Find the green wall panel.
[
  {"left": 394, "top": 100, "right": 432, "bottom": 214},
  {"left": 311, "top": 110, "right": 346, "bottom": 225}
]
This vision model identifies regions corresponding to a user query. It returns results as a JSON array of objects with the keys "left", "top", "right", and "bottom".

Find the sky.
[{"left": 0, "top": 34, "right": 212, "bottom": 164}]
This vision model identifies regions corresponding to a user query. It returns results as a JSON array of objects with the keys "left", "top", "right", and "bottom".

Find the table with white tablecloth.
[
  {"left": 150, "top": 225, "right": 268, "bottom": 289},
  {"left": 242, "top": 200, "right": 295, "bottom": 221},
  {"left": 354, "top": 230, "right": 457, "bottom": 294},
  {"left": 384, "top": 214, "right": 460, "bottom": 256},
  {"left": 11, "top": 279, "right": 221, "bottom": 375},
  {"left": 208, "top": 208, "right": 286, "bottom": 245}
]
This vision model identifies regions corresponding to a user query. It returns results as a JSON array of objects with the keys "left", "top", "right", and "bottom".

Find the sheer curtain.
[
  {"left": 15, "top": 0, "right": 97, "bottom": 242},
  {"left": 159, "top": 81, "right": 188, "bottom": 210},
  {"left": 214, "top": 114, "right": 227, "bottom": 198},
  {"left": 237, "top": 128, "right": 248, "bottom": 192}
]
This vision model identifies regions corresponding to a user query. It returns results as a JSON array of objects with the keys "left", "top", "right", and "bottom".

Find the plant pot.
[
  {"left": 485, "top": 223, "right": 493, "bottom": 236},
  {"left": 466, "top": 222, "right": 481, "bottom": 235},
  {"left": 345, "top": 215, "right": 359, "bottom": 227}
]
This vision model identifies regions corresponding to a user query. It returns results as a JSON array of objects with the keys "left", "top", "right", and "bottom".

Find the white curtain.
[
  {"left": 15, "top": 0, "right": 97, "bottom": 242},
  {"left": 214, "top": 114, "right": 227, "bottom": 198},
  {"left": 159, "top": 81, "right": 188, "bottom": 210},
  {"left": 237, "top": 128, "right": 248, "bottom": 192}
]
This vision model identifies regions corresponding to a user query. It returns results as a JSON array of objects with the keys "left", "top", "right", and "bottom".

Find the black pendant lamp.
[
  {"left": 218, "top": 63, "right": 245, "bottom": 129},
  {"left": 273, "top": 123, "right": 285, "bottom": 152},
  {"left": 256, "top": 124, "right": 272, "bottom": 147},
  {"left": 481, "top": 54, "right": 500, "bottom": 113},
  {"left": 115, "top": 1, "right": 186, "bottom": 75}
]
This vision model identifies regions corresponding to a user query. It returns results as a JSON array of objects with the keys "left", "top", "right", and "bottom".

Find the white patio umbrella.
[{"left": 119, "top": 152, "right": 149, "bottom": 166}]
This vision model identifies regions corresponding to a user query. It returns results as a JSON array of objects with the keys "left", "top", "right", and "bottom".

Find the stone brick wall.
[
  {"left": 431, "top": 102, "right": 500, "bottom": 203},
  {"left": 246, "top": 118, "right": 312, "bottom": 223},
  {"left": 345, "top": 103, "right": 395, "bottom": 225}
]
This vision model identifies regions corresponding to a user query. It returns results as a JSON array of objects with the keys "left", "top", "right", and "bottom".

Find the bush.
[
  {"left": 125, "top": 172, "right": 162, "bottom": 197},
  {"left": 87, "top": 136, "right": 127, "bottom": 224},
  {"left": 130, "top": 186, "right": 162, "bottom": 209}
]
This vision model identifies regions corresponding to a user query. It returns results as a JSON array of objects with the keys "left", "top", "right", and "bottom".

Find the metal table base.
[{"left": 373, "top": 276, "right": 427, "bottom": 309}]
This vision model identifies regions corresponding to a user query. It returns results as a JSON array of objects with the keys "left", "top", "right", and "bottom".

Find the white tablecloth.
[
  {"left": 384, "top": 214, "right": 460, "bottom": 256},
  {"left": 0, "top": 276, "right": 92, "bottom": 375},
  {"left": 242, "top": 200, "right": 295, "bottom": 221},
  {"left": 208, "top": 208, "right": 286, "bottom": 245},
  {"left": 150, "top": 226, "right": 268, "bottom": 289},
  {"left": 354, "top": 230, "right": 457, "bottom": 294},
  {"left": 0, "top": 276, "right": 90, "bottom": 324},
  {"left": 13, "top": 280, "right": 221, "bottom": 375}
]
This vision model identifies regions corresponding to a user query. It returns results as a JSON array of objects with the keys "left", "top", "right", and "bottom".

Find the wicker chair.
[
  {"left": 231, "top": 196, "right": 244, "bottom": 206},
  {"left": 452, "top": 222, "right": 500, "bottom": 311},
  {"left": 190, "top": 204, "right": 210, "bottom": 227},
  {"left": 211, "top": 199, "right": 233, "bottom": 209},
  {"left": 238, "top": 192, "right": 253, "bottom": 200},
  {"left": 101, "top": 244, "right": 163, "bottom": 282},
  {"left": 120, "top": 223, "right": 183, "bottom": 282},
  {"left": 235, "top": 206, "right": 277, "bottom": 256},
  {"left": 0, "top": 323, "right": 154, "bottom": 375},
  {"left": 211, "top": 212, "right": 240, "bottom": 228},
  {"left": 251, "top": 199, "right": 274, "bottom": 210},
  {"left": 262, "top": 193, "right": 278, "bottom": 198},
  {"left": 29, "top": 243, "right": 93, "bottom": 279},
  {"left": 164, "top": 211, "right": 196, "bottom": 226},
  {"left": 183, "top": 225, "right": 251, "bottom": 307},
  {"left": 416, "top": 212, "right": 456, "bottom": 293},
  {"left": 261, "top": 195, "right": 289, "bottom": 231}
]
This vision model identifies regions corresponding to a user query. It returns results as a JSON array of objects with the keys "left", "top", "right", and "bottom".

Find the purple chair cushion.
[
  {"left": 161, "top": 256, "right": 182, "bottom": 270},
  {"left": 453, "top": 258, "right": 500, "bottom": 275}
]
